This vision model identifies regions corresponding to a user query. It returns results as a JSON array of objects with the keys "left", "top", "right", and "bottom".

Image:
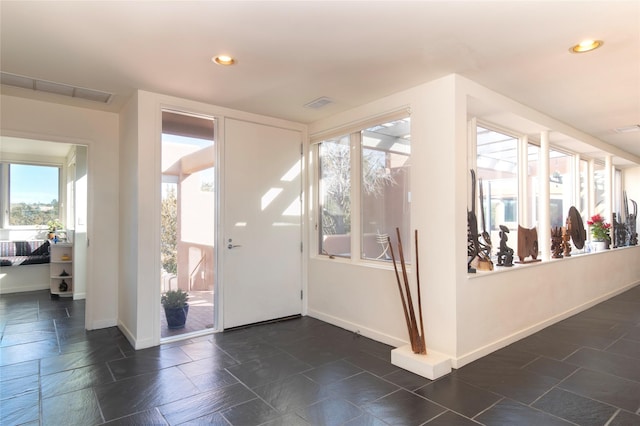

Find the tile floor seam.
[
  {"left": 603, "top": 408, "right": 622, "bottom": 426},
  {"left": 471, "top": 396, "right": 504, "bottom": 421}
]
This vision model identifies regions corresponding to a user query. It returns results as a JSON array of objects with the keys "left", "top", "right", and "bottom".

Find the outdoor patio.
[{"left": 160, "top": 290, "right": 214, "bottom": 338}]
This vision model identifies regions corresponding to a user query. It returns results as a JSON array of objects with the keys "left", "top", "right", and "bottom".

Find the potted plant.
[
  {"left": 161, "top": 288, "right": 189, "bottom": 329},
  {"left": 47, "top": 219, "right": 64, "bottom": 240},
  {"left": 587, "top": 214, "right": 611, "bottom": 252}
]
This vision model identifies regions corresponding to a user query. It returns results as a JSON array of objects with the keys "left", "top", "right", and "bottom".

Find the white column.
[
  {"left": 538, "top": 131, "right": 551, "bottom": 261},
  {"left": 519, "top": 135, "right": 529, "bottom": 226},
  {"left": 605, "top": 155, "right": 613, "bottom": 224},
  {"left": 588, "top": 159, "right": 596, "bottom": 221},
  {"left": 574, "top": 154, "right": 581, "bottom": 209}
]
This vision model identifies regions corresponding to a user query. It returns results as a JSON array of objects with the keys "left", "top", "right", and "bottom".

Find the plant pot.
[
  {"left": 591, "top": 240, "right": 607, "bottom": 252},
  {"left": 164, "top": 303, "right": 189, "bottom": 329}
]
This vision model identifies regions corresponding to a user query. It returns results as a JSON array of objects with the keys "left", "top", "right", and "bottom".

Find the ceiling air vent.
[
  {"left": 0, "top": 71, "right": 113, "bottom": 104},
  {"left": 614, "top": 124, "right": 640, "bottom": 134},
  {"left": 304, "top": 96, "right": 333, "bottom": 109}
]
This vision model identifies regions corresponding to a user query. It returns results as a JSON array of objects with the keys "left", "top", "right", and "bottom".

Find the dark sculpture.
[
  {"left": 496, "top": 225, "right": 514, "bottom": 267},
  {"left": 516, "top": 226, "right": 540, "bottom": 263},
  {"left": 467, "top": 170, "right": 480, "bottom": 273},
  {"left": 551, "top": 226, "right": 563, "bottom": 258},
  {"left": 468, "top": 170, "right": 492, "bottom": 272},
  {"left": 562, "top": 225, "right": 572, "bottom": 257},
  {"left": 613, "top": 192, "right": 638, "bottom": 247},
  {"left": 567, "top": 206, "right": 586, "bottom": 250}
]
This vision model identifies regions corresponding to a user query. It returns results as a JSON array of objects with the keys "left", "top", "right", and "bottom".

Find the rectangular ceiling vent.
[
  {"left": 0, "top": 71, "right": 113, "bottom": 104},
  {"left": 614, "top": 124, "right": 640, "bottom": 134},
  {"left": 304, "top": 96, "right": 333, "bottom": 109}
]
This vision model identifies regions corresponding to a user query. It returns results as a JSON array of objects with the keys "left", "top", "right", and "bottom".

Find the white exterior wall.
[{"left": 0, "top": 94, "right": 120, "bottom": 330}]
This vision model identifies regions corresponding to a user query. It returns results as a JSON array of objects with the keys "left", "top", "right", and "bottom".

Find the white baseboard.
[
  {"left": 307, "top": 309, "right": 407, "bottom": 348},
  {"left": 0, "top": 282, "right": 49, "bottom": 294},
  {"left": 117, "top": 320, "right": 136, "bottom": 348},
  {"left": 451, "top": 281, "right": 640, "bottom": 368},
  {"left": 86, "top": 318, "right": 117, "bottom": 330}
]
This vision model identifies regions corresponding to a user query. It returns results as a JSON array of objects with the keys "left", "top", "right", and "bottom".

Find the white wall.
[
  {"left": 118, "top": 93, "right": 140, "bottom": 344},
  {"left": 1, "top": 94, "right": 120, "bottom": 329},
  {"left": 307, "top": 74, "right": 640, "bottom": 369}
]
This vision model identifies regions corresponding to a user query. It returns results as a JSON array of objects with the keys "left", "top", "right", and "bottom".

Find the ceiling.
[{"left": 1, "top": 1, "right": 639, "bottom": 164}]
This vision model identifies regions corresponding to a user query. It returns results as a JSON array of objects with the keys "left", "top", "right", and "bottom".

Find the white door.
[{"left": 223, "top": 118, "right": 302, "bottom": 329}]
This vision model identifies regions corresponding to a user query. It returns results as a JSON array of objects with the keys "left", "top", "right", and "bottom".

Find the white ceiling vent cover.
[
  {"left": 304, "top": 96, "right": 333, "bottom": 109},
  {"left": 0, "top": 72, "right": 113, "bottom": 104}
]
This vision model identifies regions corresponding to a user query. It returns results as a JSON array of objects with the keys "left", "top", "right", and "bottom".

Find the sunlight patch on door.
[
  {"left": 282, "top": 196, "right": 301, "bottom": 216},
  {"left": 261, "top": 188, "right": 283, "bottom": 210},
  {"left": 280, "top": 160, "right": 301, "bottom": 182}
]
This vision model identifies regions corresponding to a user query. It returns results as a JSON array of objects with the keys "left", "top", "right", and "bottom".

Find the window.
[
  {"left": 594, "top": 162, "right": 605, "bottom": 216},
  {"left": 6, "top": 163, "right": 60, "bottom": 227},
  {"left": 319, "top": 135, "right": 351, "bottom": 257},
  {"left": 317, "top": 115, "right": 411, "bottom": 261},
  {"left": 361, "top": 119, "right": 411, "bottom": 260},
  {"left": 579, "top": 159, "right": 588, "bottom": 220},
  {"left": 476, "top": 126, "right": 519, "bottom": 247},
  {"left": 549, "top": 150, "right": 573, "bottom": 228}
]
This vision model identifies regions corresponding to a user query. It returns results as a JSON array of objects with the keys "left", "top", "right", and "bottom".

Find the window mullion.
[{"left": 351, "top": 131, "right": 362, "bottom": 262}]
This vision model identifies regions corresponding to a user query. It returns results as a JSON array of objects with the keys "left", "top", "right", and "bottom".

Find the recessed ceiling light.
[
  {"left": 212, "top": 55, "right": 236, "bottom": 66},
  {"left": 569, "top": 39, "right": 603, "bottom": 54}
]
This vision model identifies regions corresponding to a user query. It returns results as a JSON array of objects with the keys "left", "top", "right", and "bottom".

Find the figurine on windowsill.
[{"left": 496, "top": 225, "right": 514, "bottom": 267}]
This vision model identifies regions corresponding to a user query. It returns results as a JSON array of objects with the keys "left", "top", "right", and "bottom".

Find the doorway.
[{"left": 160, "top": 110, "right": 216, "bottom": 339}]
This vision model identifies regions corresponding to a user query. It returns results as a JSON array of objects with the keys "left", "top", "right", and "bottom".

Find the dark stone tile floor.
[{"left": 1, "top": 285, "right": 640, "bottom": 425}]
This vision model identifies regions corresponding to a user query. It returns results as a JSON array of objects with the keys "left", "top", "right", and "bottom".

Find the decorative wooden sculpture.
[
  {"left": 623, "top": 192, "right": 638, "bottom": 246},
  {"left": 476, "top": 178, "right": 493, "bottom": 271},
  {"left": 516, "top": 226, "right": 540, "bottom": 263},
  {"left": 496, "top": 225, "right": 514, "bottom": 267},
  {"left": 389, "top": 228, "right": 426, "bottom": 355},
  {"left": 467, "top": 170, "right": 480, "bottom": 273},
  {"left": 567, "top": 206, "right": 586, "bottom": 250},
  {"left": 551, "top": 226, "right": 563, "bottom": 258},
  {"left": 562, "top": 226, "right": 572, "bottom": 257}
]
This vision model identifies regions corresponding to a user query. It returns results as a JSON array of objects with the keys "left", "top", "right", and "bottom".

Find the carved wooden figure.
[
  {"left": 551, "top": 226, "right": 563, "bottom": 258},
  {"left": 516, "top": 226, "right": 540, "bottom": 263}
]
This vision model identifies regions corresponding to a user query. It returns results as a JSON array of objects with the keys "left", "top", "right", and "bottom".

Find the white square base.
[{"left": 391, "top": 345, "right": 452, "bottom": 380}]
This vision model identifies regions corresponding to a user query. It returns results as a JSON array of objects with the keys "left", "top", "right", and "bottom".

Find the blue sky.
[{"left": 10, "top": 164, "right": 59, "bottom": 204}]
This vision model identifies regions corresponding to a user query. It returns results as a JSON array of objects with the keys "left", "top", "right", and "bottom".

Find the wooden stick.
[
  {"left": 396, "top": 228, "right": 420, "bottom": 353},
  {"left": 414, "top": 230, "right": 426, "bottom": 354},
  {"left": 388, "top": 236, "right": 412, "bottom": 343}
]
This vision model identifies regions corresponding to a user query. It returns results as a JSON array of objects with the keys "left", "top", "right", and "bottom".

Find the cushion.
[
  {"left": 31, "top": 240, "right": 50, "bottom": 255},
  {"left": 14, "top": 241, "right": 32, "bottom": 256}
]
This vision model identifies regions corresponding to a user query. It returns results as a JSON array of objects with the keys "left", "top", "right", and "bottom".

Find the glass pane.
[
  {"left": 319, "top": 136, "right": 351, "bottom": 257},
  {"left": 579, "top": 159, "right": 588, "bottom": 220},
  {"left": 361, "top": 118, "right": 411, "bottom": 261},
  {"left": 477, "top": 126, "right": 519, "bottom": 252},
  {"left": 161, "top": 110, "right": 215, "bottom": 338},
  {"left": 527, "top": 144, "right": 539, "bottom": 230},
  {"left": 9, "top": 164, "right": 60, "bottom": 226},
  {"left": 549, "top": 150, "right": 573, "bottom": 228},
  {"left": 594, "top": 163, "right": 605, "bottom": 217}
]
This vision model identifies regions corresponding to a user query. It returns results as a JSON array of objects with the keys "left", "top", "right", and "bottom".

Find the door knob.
[{"left": 228, "top": 244, "right": 242, "bottom": 249}]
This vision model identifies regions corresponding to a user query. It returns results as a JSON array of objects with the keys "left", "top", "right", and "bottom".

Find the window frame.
[
  {"left": 313, "top": 110, "right": 411, "bottom": 264},
  {"left": 1, "top": 161, "right": 63, "bottom": 229},
  {"left": 471, "top": 118, "right": 624, "bottom": 265}
]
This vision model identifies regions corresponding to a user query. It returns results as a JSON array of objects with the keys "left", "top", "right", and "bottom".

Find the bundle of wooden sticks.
[{"left": 388, "top": 228, "right": 426, "bottom": 355}]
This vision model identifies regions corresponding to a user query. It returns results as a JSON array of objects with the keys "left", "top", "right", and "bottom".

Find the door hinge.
[
  {"left": 300, "top": 290, "right": 303, "bottom": 300},
  {"left": 300, "top": 241, "right": 303, "bottom": 252},
  {"left": 300, "top": 143, "right": 303, "bottom": 155}
]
